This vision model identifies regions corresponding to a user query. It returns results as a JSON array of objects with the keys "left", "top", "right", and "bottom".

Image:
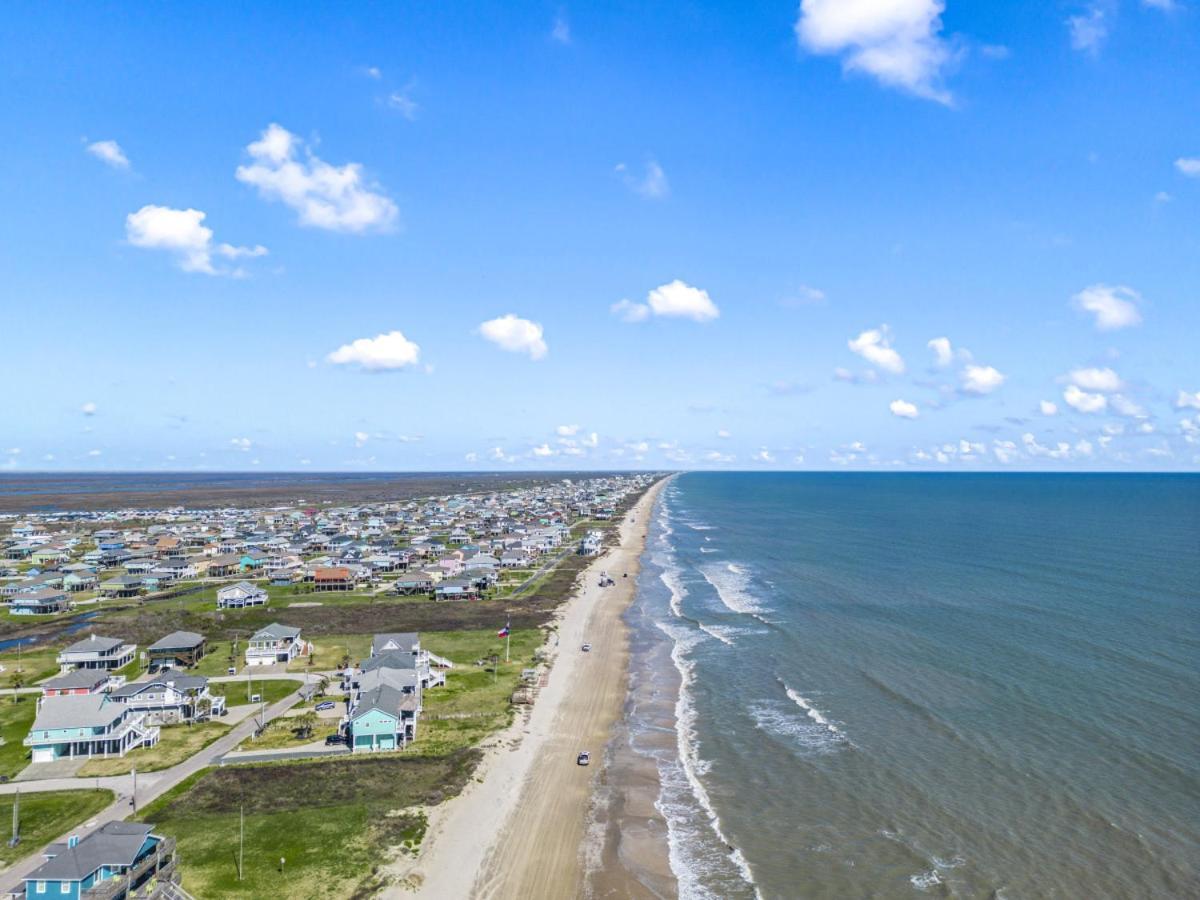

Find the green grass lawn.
[
  {"left": 77, "top": 721, "right": 231, "bottom": 777},
  {"left": 209, "top": 679, "right": 300, "bottom": 707},
  {"left": 135, "top": 753, "right": 476, "bottom": 899},
  {"left": 0, "top": 697, "right": 37, "bottom": 779},
  {"left": 303, "top": 634, "right": 374, "bottom": 671},
  {"left": 0, "top": 790, "right": 114, "bottom": 866},
  {"left": 0, "top": 646, "right": 62, "bottom": 686},
  {"left": 417, "top": 629, "right": 543, "bottom": 754},
  {"left": 237, "top": 711, "right": 339, "bottom": 751}
]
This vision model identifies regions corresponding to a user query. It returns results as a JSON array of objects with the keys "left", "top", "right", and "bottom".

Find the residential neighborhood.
[{"left": 0, "top": 473, "right": 655, "bottom": 897}]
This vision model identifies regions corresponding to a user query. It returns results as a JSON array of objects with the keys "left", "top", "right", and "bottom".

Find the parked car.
[
  {"left": 315, "top": 701, "right": 336, "bottom": 712},
  {"left": 581, "top": 643, "right": 592, "bottom": 652},
  {"left": 227, "top": 667, "right": 237, "bottom": 675},
  {"left": 577, "top": 751, "right": 591, "bottom": 766},
  {"left": 250, "top": 693, "right": 262, "bottom": 703},
  {"left": 325, "top": 733, "right": 345, "bottom": 746}
]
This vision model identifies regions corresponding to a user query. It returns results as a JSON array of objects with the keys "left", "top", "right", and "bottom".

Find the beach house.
[
  {"left": 22, "top": 822, "right": 176, "bottom": 900},
  {"left": 41, "top": 670, "right": 113, "bottom": 698},
  {"left": 56, "top": 634, "right": 137, "bottom": 674},
  {"left": 216, "top": 580, "right": 268, "bottom": 609},
  {"left": 245, "top": 623, "right": 308, "bottom": 666},
  {"left": 24, "top": 694, "right": 159, "bottom": 762},
  {"left": 146, "top": 630, "right": 207, "bottom": 669},
  {"left": 107, "top": 674, "right": 225, "bottom": 724}
]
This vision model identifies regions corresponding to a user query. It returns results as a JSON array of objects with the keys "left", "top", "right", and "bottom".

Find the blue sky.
[{"left": 2, "top": 0, "right": 1198, "bottom": 472}]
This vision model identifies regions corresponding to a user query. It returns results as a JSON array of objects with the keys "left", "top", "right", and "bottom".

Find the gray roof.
[
  {"left": 148, "top": 630, "right": 204, "bottom": 651},
  {"left": 352, "top": 684, "right": 417, "bottom": 721},
  {"left": 61, "top": 634, "right": 125, "bottom": 655},
  {"left": 371, "top": 633, "right": 419, "bottom": 657},
  {"left": 250, "top": 622, "right": 300, "bottom": 641},
  {"left": 27, "top": 821, "right": 155, "bottom": 881},
  {"left": 109, "top": 674, "right": 208, "bottom": 699},
  {"left": 362, "top": 650, "right": 416, "bottom": 674},
  {"left": 43, "top": 669, "right": 110, "bottom": 691},
  {"left": 32, "top": 694, "right": 124, "bottom": 730}
]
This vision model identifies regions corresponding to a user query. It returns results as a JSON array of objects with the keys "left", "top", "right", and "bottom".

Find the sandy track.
[{"left": 394, "top": 478, "right": 665, "bottom": 900}]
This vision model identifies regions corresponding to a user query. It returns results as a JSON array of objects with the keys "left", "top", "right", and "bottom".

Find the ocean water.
[{"left": 626, "top": 473, "right": 1199, "bottom": 899}]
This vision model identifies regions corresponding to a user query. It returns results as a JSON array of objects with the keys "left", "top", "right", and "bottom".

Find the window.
[
  {"left": 60, "top": 882, "right": 71, "bottom": 894},
  {"left": 34, "top": 882, "right": 46, "bottom": 894}
]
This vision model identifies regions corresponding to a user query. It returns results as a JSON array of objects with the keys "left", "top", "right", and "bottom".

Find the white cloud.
[
  {"left": 464, "top": 451, "right": 478, "bottom": 463},
  {"left": 1063, "top": 384, "right": 1107, "bottom": 413},
  {"left": 1040, "top": 400, "right": 1059, "bottom": 416},
  {"left": 889, "top": 399, "right": 919, "bottom": 419},
  {"left": 615, "top": 280, "right": 719, "bottom": 323},
  {"left": 87, "top": 449, "right": 102, "bottom": 458},
  {"left": 993, "top": 440, "right": 1019, "bottom": 464},
  {"left": 961, "top": 365, "right": 1005, "bottom": 394},
  {"left": 86, "top": 139, "right": 130, "bottom": 169},
  {"left": 1072, "top": 284, "right": 1143, "bottom": 330},
  {"left": 81, "top": 402, "right": 97, "bottom": 416},
  {"left": 753, "top": 448, "right": 775, "bottom": 463},
  {"left": 705, "top": 450, "right": 735, "bottom": 463},
  {"left": 1067, "top": 5, "right": 1108, "bottom": 54},
  {"left": 388, "top": 88, "right": 419, "bottom": 120},
  {"left": 617, "top": 160, "right": 669, "bottom": 199},
  {"left": 551, "top": 11, "right": 571, "bottom": 44},
  {"left": 795, "top": 0, "right": 957, "bottom": 104},
  {"left": 1176, "top": 157, "right": 1200, "bottom": 178},
  {"left": 230, "top": 438, "right": 252, "bottom": 452},
  {"left": 848, "top": 325, "right": 905, "bottom": 374},
  {"left": 716, "top": 429, "right": 732, "bottom": 439},
  {"left": 354, "top": 431, "right": 370, "bottom": 448},
  {"left": 236, "top": 123, "right": 398, "bottom": 233},
  {"left": 1068, "top": 366, "right": 1122, "bottom": 392},
  {"left": 126, "top": 205, "right": 266, "bottom": 275},
  {"left": 479, "top": 314, "right": 548, "bottom": 360},
  {"left": 531, "top": 443, "right": 555, "bottom": 458},
  {"left": 1176, "top": 390, "right": 1200, "bottom": 410},
  {"left": 1110, "top": 395, "right": 1148, "bottom": 418},
  {"left": 327, "top": 330, "right": 422, "bottom": 371},
  {"left": 927, "top": 336, "right": 954, "bottom": 366},
  {"left": 365, "top": 66, "right": 382, "bottom": 79},
  {"left": 1142, "top": 0, "right": 1176, "bottom": 10},
  {"left": 556, "top": 424, "right": 580, "bottom": 437},
  {"left": 781, "top": 284, "right": 827, "bottom": 307},
  {"left": 581, "top": 432, "right": 599, "bottom": 448}
]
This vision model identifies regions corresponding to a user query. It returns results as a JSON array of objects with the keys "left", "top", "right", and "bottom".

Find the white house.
[
  {"left": 216, "top": 581, "right": 268, "bottom": 609},
  {"left": 245, "top": 623, "right": 308, "bottom": 667}
]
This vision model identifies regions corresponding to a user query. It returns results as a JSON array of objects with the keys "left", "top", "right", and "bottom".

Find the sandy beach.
[{"left": 391, "top": 476, "right": 671, "bottom": 900}]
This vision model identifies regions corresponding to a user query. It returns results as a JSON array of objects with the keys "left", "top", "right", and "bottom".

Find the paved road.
[{"left": 0, "top": 682, "right": 307, "bottom": 893}]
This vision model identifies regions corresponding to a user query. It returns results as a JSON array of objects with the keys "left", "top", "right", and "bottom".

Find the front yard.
[{"left": 77, "top": 721, "right": 231, "bottom": 777}]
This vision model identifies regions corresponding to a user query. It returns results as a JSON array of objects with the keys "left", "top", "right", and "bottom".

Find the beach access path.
[{"left": 395, "top": 476, "right": 667, "bottom": 900}]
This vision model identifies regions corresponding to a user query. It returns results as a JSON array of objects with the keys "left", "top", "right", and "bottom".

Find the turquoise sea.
[{"left": 625, "top": 473, "right": 1199, "bottom": 898}]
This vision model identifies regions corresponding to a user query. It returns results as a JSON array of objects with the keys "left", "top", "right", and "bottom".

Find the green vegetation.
[
  {"left": 135, "top": 753, "right": 477, "bottom": 899},
  {"left": 209, "top": 679, "right": 299, "bottom": 707},
  {"left": 0, "top": 697, "right": 37, "bottom": 779},
  {"left": 0, "top": 790, "right": 114, "bottom": 866},
  {"left": 77, "top": 721, "right": 231, "bottom": 777},
  {"left": 0, "top": 645, "right": 61, "bottom": 686},
  {"left": 237, "top": 710, "right": 338, "bottom": 751},
  {"left": 418, "top": 629, "right": 543, "bottom": 754}
]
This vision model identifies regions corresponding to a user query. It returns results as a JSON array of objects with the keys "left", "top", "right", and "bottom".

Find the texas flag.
[{"left": 497, "top": 624, "right": 510, "bottom": 637}]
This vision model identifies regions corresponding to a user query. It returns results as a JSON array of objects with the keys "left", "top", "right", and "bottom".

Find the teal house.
[
  {"left": 24, "top": 822, "right": 176, "bottom": 899},
  {"left": 348, "top": 685, "right": 417, "bottom": 752}
]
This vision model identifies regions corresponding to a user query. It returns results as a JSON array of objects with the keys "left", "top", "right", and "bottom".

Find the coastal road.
[{"left": 0, "top": 681, "right": 310, "bottom": 894}]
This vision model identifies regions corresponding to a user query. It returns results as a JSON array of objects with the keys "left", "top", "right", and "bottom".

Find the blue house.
[
  {"left": 24, "top": 822, "right": 176, "bottom": 899},
  {"left": 347, "top": 685, "right": 418, "bottom": 752}
]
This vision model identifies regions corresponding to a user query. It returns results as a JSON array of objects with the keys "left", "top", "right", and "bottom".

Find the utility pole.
[
  {"left": 238, "top": 803, "right": 244, "bottom": 881},
  {"left": 131, "top": 767, "right": 137, "bottom": 814},
  {"left": 9, "top": 788, "right": 19, "bottom": 848}
]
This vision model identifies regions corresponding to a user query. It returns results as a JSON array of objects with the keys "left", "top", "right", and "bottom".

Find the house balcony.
[{"left": 83, "top": 837, "right": 178, "bottom": 899}]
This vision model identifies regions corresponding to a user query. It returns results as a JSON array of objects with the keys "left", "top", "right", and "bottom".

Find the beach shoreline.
[{"left": 388, "top": 475, "right": 672, "bottom": 899}]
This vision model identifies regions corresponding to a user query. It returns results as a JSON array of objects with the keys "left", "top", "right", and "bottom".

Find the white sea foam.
[
  {"left": 688, "top": 523, "right": 717, "bottom": 531},
  {"left": 660, "top": 564, "right": 687, "bottom": 619},
  {"left": 910, "top": 870, "right": 943, "bottom": 891},
  {"left": 654, "top": 620, "right": 762, "bottom": 898},
  {"left": 697, "top": 623, "right": 735, "bottom": 646},
  {"left": 699, "top": 547, "right": 718, "bottom": 553},
  {"left": 699, "top": 561, "right": 768, "bottom": 620},
  {"left": 783, "top": 685, "right": 841, "bottom": 735}
]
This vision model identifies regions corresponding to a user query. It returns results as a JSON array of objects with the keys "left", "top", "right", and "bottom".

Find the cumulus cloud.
[
  {"left": 354, "top": 431, "right": 370, "bottom": 448},
  {"left": 1040, "top": 400, "right": 1058, "bottom": 416},
  {"left": 1177, "top": 157, "right": 1200, "bottom": 178},
  {"left": 753, "top": 448, "right": 775, "bottom": 463},
  {"left": 1067, "top": 5, "right": 1108, "bottom": 54},
  {"left": 614, "top": 280, "right": 719, "bottom": 323},
  {"left": 1072, "top": 284, "right": 1143, "bottom": 330},
  {"left": 531, "top": 443, "right": 555, "bottom": 458},
  {"left": 961, "top": 365, "right": 1005, "bottom": 394},
  {"left": 1176, "top": 390, "right": 1200, "bottom": 410},
  {"left": 81, "top": 402, "right": 97, "bottom": 416},
  {"left": 1068, "top": 366, "right": 1122, "bottom": 392},
  {"left": 230, "top": 437, "right": 252, "bottom": 452},
  {"left": 795, "top": 0, "right": 957, "bottom": 104},
  {"left": 479, "top": 314, "right": 548, "bottom": 360},
  {"left": 581, "top": 432, "right": 599, "bottom": 448},
  {"left": 848, "top": 326, "right": 905, "bottom": 374},
  {"left": 1063, "top": 383, "right": 1107, "bottom": 413},
  {"left": 387, "top": 87, "right": 419, "bottom": 120},
  {"left": 236, "top": 123, "right": 398, "bottom": 233},
  {"left": 616, "top": 160, "right": 669, "bottom": 199},
  {"left": 717, "top": 429, "right": 731, "bottom": 439},
  {"left": 327, "top": 330, "right": 421, "bottom": 371},
  {"left": 86, "top": 139, "right": 130, "bottom": 169},
  {"left": 927, "top": 336, "right": 955, "bottom": 366},
  {"left": 126, "top": 205, "right": 267, "bottom": 275},
  {"left": 890, "top": 399, "right": 919, "bottom": 419},
  {"left": 556, "top": 424, "right": 580, "bottom": 437}
]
